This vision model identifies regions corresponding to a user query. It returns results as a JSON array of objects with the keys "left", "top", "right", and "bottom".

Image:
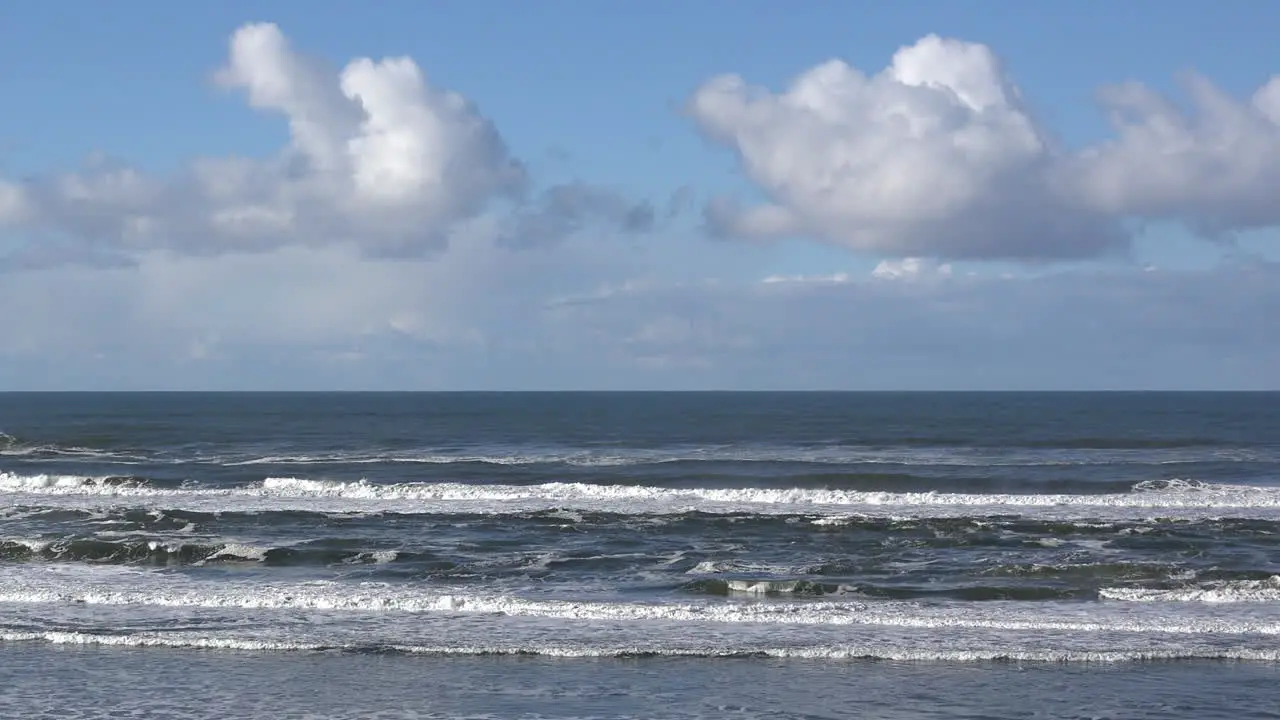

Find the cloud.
[
  {"left": 544, "top": 259, "right": 1280, "bottom": 390},
  {"left": 871, "top": 257, "right": 953, "bottom": 281},
  {"left": 207, "top": 22, "right": 528, "bottom": 253},
  {"left": 0, "top": 181, "right": 30, "bottom": 225},
  {"left": 499, "top": 183, "right": 658, "bottom": 248},
  {"left": 689, "top": 35, "right": 1125, "bottom": 260},
  {"left": 7, "top": 23, "right": 526, "bottom": 262},
  {"left": 3, "top": 226, "right": 1278, "bottom": 390},
  {"left": 4, "top": 25, "right": 1280, "bottom": 390},
  {"left": 9, "top": 27, "right": 1279, "bottom": 268},
  {"left": 689, "top": 34, "right": 1280, "bottom": 260},
  {"left": 1067, "top": 75, "right": 1280, "bottom": 237},
  {"left": 0, "top": 208, "right": 663, "bottom": 388},
  {"left": 761, "top": 272, "right": 850, "bottom": 285}
]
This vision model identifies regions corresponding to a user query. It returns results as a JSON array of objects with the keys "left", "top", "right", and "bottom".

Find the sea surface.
[{"left": 2, "top": 391, "right": 1279, "bottom": 719}]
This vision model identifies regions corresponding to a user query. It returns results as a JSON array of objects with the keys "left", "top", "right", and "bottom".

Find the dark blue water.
[{"left": 3, "top": 392, "right": 1280, "bottom": 718}]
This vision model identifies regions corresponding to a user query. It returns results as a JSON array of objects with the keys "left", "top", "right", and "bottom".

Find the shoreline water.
[{"left": 4, "top": 645, "right": 1280, "bottom": 719}]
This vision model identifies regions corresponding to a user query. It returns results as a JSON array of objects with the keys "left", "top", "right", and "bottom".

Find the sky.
[{"left": 1, "top": 1, "right": 1279, "bottom": 390}]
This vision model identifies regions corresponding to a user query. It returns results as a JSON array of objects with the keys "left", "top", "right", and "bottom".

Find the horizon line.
[{"left": 2, "top": 389, "right": 1277, "bottom": 394}]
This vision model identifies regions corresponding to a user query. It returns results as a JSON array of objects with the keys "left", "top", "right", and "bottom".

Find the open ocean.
[{"left": 2, "top": 391, "right": 1280, "bottom": 719}]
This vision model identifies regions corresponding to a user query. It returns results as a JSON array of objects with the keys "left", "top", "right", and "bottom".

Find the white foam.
[
  {"left": 0, "top": 631, "right": 319, "bottom": 653},
  {"left": 685, "top": 560, "right": 809, "bottom": 576},
  {"left": 1, "top": 538, "right": 51, "bottom": 553},
  {"left": 248, "top": 477, "right": 1280, "bottom": 509},
  {"left": 2, "top": 567, "right": 1278, "bottom": 636},
  {"left": 0, "top": 536, "right": 286, "bottom": 564},
  {"left": 0, "top": 441, "right": 147, "bottom": 462},
  {"left": 199, "top": 543, "right": 270, "bottom": 563},
  {"left": 1, "top": 473, "right": 108, "bottom": 492},
  {"left": 4, "top": 472, "right": 1280, "bottom": 521},
  {"left": 3, "top": 631, "right": 1278, "bottom": 663},
  {"left": 1102, "top": 577, "right": 1280, "bottom": 603},
  {"left": 724, "top": 580, "right": 843, "bottom": 595}
]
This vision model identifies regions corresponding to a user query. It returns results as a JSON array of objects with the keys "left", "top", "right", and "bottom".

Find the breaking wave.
[
  {"left": 1101, "top": 577, "right": 1280, "bottom": 603},
  {"left": 0, "top": 474, "right": 163, "bottom": 491},
  {"left": 4, "top": 473, "right": 1280, "bottom": 520},
  {"left": 3, "top": 567, "right": 1278, "bottom": 636},
  {"left": 681, "top": 579, "right": 1078, "bottom": 602},
  {"left": 3, "top": 630, "right": 1279, "bottom": 663},
  {"left": 0, "top": 537, "right": 405, "bottom": 567}
]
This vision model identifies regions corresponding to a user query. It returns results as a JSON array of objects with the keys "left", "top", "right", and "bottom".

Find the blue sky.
[{"left": 1, "top": 1, "right": 1278, "bottom": 390}]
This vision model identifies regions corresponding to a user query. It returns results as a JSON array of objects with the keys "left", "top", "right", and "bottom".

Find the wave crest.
[
  {"left": 0, "top": 537, "right": 406, "bottom": 567},
  {"left": 5, "top": 473, "right": 1280, "bottom": 520},
  {"left": 4, "top": 631, "right": 1280, "bottom": 663},
  {"left": 1102, "top": 577, "right": 1280, "bottom": 603}
]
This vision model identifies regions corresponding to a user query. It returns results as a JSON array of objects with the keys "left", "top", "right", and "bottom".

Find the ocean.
[{"left": 2, "top": 391, "right": 1279, "bottom": 719}]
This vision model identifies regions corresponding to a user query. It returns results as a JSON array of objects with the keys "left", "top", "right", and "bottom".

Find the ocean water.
[{"left": 2, "top": 391, "right": 1279, "bottom": 719}]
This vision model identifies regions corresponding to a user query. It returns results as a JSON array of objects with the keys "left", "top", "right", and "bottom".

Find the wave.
[
  {"left": 0, "top": 537, "right": 407, "bottom": 567},
  {"left": 0, "top": 467, "right": 1152, "bottom": 497},
  {"left": 3, "top": 631, "right": 1279, "bottom": 663},
  {"left": 1, "top": 538, "right": 222, "bottom": 565},
  {"left": 9, "top": 504, "right": 1279, "bottom": 540},
  {"left": 188, "top": 445, "right": 1280, "bottom": 468},
  {"left": 1101, "top": 577, "right": 1280, "bottom": 603},
  {"left": 1017, "top": 437, "right": 1238, "bottom": 450},
  {"left": 5, "top": 471, "right": 1274, "bottom": 504},
  {"left": 685, "top": 578, "right": 851, "bottom": 597},
  {"left": 6, "top": 435, "right": 1270, "bottom": 469},
  {"left": 3, "top": 569, "right": 1278, "bottom": 636},
  {"left": 0, "top": 433, "right": 148, "bottom": 462},
  {"left": 0, "top": 474, "right": 182, "bottom": 491},
  {"left": 821, "top": 435, "right": 1240, "bottom": 450},
  {"left": 265, "top": 476, "right": 1251, "bottom": 506},
  {"left": 7, "top": 468, "right": 1280, "bottom": 517},
  {"left": 681, "top": 579, "right": 1079, "bottom": 602}
]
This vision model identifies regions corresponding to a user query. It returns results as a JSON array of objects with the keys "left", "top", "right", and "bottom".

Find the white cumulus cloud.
[
  {"left": 1068, "top": 74, "right": 1280, "bottom": 236},
  {"left": 689, "top": 34, "right": 1123, "bottom": 260},
  {"left": 689, "top": 34, "right": 1280, "bottom": 260},
  {"left": 5, "top": 25, "right": 1280, "bottom": 390},
  {"left": 10, "top": 22, "right": 525, "bottom": 261}
]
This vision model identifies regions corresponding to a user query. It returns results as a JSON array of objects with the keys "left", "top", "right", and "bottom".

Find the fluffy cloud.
[
  {"left": 690, "top": 34, "right": 1280, "bottom": 259},
  {"left": 4, "top": 25, "right": 1280, "bottom": 390},
  {"left": 212, "top": 21, "right": 523, "bottom": 250},
  {"left": 1068, "top": 75, "right": 1280, "bottom": 236},
  {"left": 7, "top": 23, "right": 526, "bottom": 261},
  {"left": 689, "top": 35, "right": 1123, "bottom": 260},
  {"left": 9, "top": 28, "right": 1280, "bottom": 266}
]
